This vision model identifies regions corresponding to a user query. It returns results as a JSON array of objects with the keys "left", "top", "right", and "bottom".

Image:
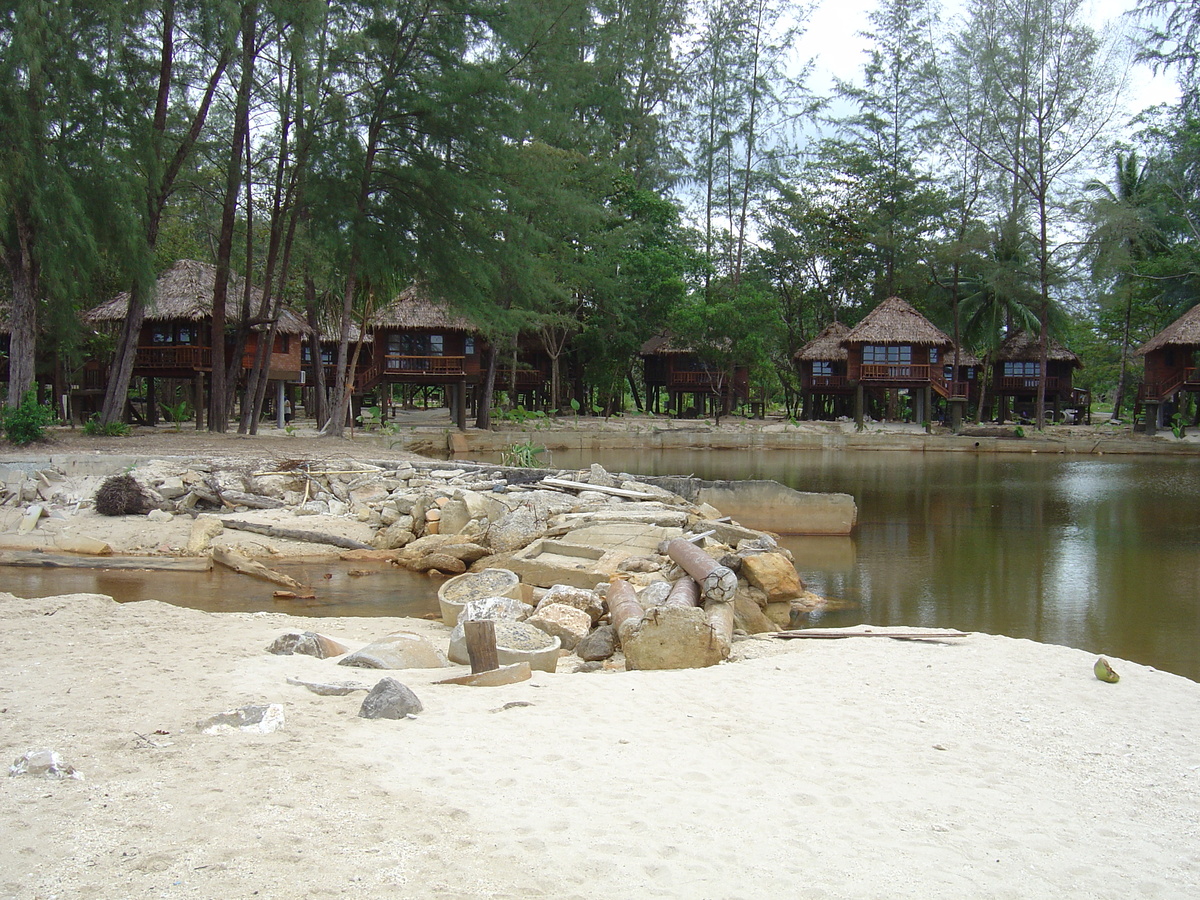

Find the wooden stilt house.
[
  {"left": 793, "top": 322, "right": 851, "bottom": 419},
  {"left": 1135, "top": 302, "right": 1200, "bottom": 434},
  {"left": 841, "top": 297, "right": 956, "bottom": 425},
  {"left": 640, "top": 332, "right": 750, "bottom": 417},
  {"left": 361, "top": 287, "right": 484, "bottom": 428},
  {"left": 991, "top": 331, "right": 1085, "bottom": 423},
  {"left": 82, "top": 259, "right": 306, "bottom": 426}
]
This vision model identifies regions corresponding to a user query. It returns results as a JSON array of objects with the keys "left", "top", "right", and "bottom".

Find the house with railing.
[
  {"left": 640, "top": 331, "right": 749, "bottom": 417},
  {"left": 991, "top": 330, "right": 1085, "bottom": 423},
  {"left": 794, "top": 322, "right": 852, "bottom": 419},
  {"left": 841, "top": 297, "right": 958, "bottom": 425},
  {"left": 83, "top": 259, "right": 306, "bottom": 426},
  {"left": 1135, "top": 302, "right": 1200, "bottom": 434},
  {"left": 360, "top": 287, "right": 484, "bottom": 428}
]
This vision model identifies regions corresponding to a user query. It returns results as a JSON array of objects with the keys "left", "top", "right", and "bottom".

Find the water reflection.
[
  {"left": 524, "top": 448, "right": 1200, "bottom": 682},
  {"left": 2, "top": 560, "right": 440, "bottom": 620}
]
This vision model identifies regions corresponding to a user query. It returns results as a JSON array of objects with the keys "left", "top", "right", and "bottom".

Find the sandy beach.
[{"left": 2, "top": 591, "right": 1198, "bottom": 900}]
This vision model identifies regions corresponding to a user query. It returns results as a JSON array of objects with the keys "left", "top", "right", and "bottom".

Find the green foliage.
[
  {"left": 161, "top": 400, "right": 192, "bottom": 431},
  {"left": 501, "top": 439, "right": 546, "bottom": 468},
  {"left": 0, "top": 392, "right": 56, "bottom": 445},
  {"left": 1171, "top": 412, "right": 1187, "bottom": 440},
  {"left": 492, "top": 405, "right": 546, "bottom": 426},
  {"left": 82, "top": 415, "right": 132, "bottom": 437},
  {"left": 1014, "top": 425, "right": 1025, "bottom": 438}
]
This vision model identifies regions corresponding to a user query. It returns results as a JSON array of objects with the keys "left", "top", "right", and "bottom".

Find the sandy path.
[{"left": 2, "top": 592, "right": 1197, "bottom": 899}]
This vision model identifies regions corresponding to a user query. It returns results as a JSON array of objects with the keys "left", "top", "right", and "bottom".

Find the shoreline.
[{"left": 2, "top": 593, "right": 1198, "bottom": 899}]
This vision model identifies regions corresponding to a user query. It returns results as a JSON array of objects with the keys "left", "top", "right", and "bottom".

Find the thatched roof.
[
  {"left": 994, "top": 330, "right": 1081, "bottom": 367},
  {"left": 842, "top": 297, "right": 953, "bottom": 347},
  {"left": 945, "top": 346, "right": 982, "bottom": 367},
  {"left": 794, "top": 322, "right": 850, "bottom": 361},
  {"left": 85, "top": 259, "right": 306, "bottom": 334},
  {"left": 373, "top": 285, "right": 476, "bottom": 332},
  {"left": 1136, "top": 303, "right": 1200, "bottom": 355},
  {"left": 640, "top": 331, "right": 694, "bottom": 355}
]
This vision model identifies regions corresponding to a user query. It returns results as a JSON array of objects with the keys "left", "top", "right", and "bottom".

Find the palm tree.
[{"left": 1085, "top": 151, "right": 1167, "bottom": 421}]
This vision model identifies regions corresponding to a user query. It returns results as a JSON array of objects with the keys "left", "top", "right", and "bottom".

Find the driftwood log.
[
  {"left": 0, "top": 551, "right": 211, "bottom": 571},
  {"left": 211, "top": 547, "right": 306, "bottom": 590},
  {"left": 666, "top": 539, "right": 738, "bottom": 603},
  {"left": 221, "top": 518, "right": 372, "bottom": 550}
]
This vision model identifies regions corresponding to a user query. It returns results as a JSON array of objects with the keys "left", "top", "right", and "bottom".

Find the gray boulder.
[{"left": 358, "top": 678, "right": 423, "bottom": 719}]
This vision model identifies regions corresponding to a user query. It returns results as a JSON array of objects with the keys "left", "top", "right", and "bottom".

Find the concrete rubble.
[{"left": 1, "top": 455, "right": 852, "bottom": 671}]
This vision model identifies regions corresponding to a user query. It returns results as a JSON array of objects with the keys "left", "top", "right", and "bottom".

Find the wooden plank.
[
  {"left": 540, "top": 477, "right": 659, "bottom": 500},
  {"left": 774, "top": 629, "right": 969, "bottom": 641},
  {"left": 0, "top": 551, "right": 212, "bottom": 571}
]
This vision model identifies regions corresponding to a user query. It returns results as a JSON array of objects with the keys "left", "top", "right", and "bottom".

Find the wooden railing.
[
  {"left": 668, "top": 370, "right": 721, "bottom": 388},
  {"left": 860, "top": 363, "right": 930, "bottom": 381},
  {"left": 496, "top": 366, "right": 547, "bottom": 389},
  {"left": 134, "top": 345, "right": 212, "bottom": 370},
  {"left": 998, "top": 375, "right": 1061, "bottom": 392},
  {"left": 382, "top": 355, "right": 467, "bottom": 376},
  {"left": 1138, "top": 367, "right": 1197, "bottom": 402},
  {"left": 804, "top": 374, "right": 849, "bottom": 390}
]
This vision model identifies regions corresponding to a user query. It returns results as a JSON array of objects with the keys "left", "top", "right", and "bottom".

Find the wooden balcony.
[
  {"left": 134, "top": 345, "right": 212, "bottom": 371},
  {"left": 860, "top": 363, "right": 931, "bottom": 382},
  {"left": 383, "top": 355, "right": 466, "bottom": 376},
  {"left": 803, "top": 374, "right": 850, "bottom": 391},
  {"left": 998, "top": 375, "right": 1062, "bottom": 393},
  {"left": 495, "top": 366, "right": 548, "bottom": 390},
  {"left": 667, "top": 370, "right": 720, "bottom": 388}
]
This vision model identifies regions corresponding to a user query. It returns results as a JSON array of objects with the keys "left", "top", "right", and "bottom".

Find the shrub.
[
  {"left": 0, "top": 391, "right": 56, "bottom": 445},
  {"left": 94, "top": 474, "right": 152, "bottom": 516},
  {"left": 82, "top": 415, "right": 132, "bottom": 437}
]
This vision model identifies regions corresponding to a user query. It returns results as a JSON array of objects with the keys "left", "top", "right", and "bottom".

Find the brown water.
[
  {"left": 508, "top": 448, "right": 1200, "bottom": 683},
  {"left": 0, "top": 559, "right": 441, "bottom": 619}
]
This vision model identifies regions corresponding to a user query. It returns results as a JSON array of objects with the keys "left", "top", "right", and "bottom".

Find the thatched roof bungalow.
[
  {"left": 991, "top": 330, "right": 1081, "bottom": 399},
  {"left": 639, "top": 330, "right": 750, "bottom": 416},
  {"left": 359, "top": 287, "right": 483, "bottom": 395},
  {"left": 841, "top": 297, "right": 953, "bottom": 387},
  {"left": 1135, "top": 303, "right": 1200, "bottom": 404},
  {"left": 793, "top": 323, "right": 852, "bottom": 419},
  {"left": 84, "top": 259, "right": 306, "bottom": 380}
]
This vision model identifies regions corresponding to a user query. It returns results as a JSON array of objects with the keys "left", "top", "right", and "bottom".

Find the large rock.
[
  {"left": 733, "top": 590, "right": 780, "bottom": 634},
  {"left": 487, "top": 507, "right": 544, "bottom": 553},
  {"left": 186, "top": 515, "right": 224, "bottom": 556},
  {"left": 358, "top": 678, "right": 423, "bottom": 719},
  {"left": 267, "top": 631, "right": 350, "bottom": 659},
  {"left": 620, "top": 605, "right": 729, "bottom": 670},
  {"left": 339, "top": 631, "right": 450, "bottom": 669},
  {"left": 739, "top": 551, "right": 804, "bottom": 601},
  {"left": 575, "top": 624, "right": 616, "bottom": 661},
  {"left": 373, "top": 518, "right": 416, "bottom": 549},
  {"left": 526, "top": 602, "right": 592, "bottom": 651},
  {"left": 535, "top": 584, "right": 604, "bottom": 622}
]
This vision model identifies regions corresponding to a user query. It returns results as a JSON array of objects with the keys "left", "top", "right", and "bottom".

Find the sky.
[{"left": 793, "top": 0, "right": 1180, "bottom": 119}]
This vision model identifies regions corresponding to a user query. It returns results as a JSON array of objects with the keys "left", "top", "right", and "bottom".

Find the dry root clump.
[{"left": 94, "top": 474, "right": 152, "bottom": 516}]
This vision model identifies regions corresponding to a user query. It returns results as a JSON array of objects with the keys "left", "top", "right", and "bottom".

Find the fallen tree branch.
[
  {"left": 220, "top": 518, "right": 372, "bottom": 550},
  {"left": 211, "top": 547, "right": 306, "bottom": 589}
]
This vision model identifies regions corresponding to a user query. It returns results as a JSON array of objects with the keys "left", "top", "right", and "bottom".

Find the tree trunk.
[{"left": 2, "top": 213, "right": 39, "bottom": 406}]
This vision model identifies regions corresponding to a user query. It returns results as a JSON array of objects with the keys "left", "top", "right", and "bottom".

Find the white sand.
[{"left": 2, "top": 592, "right": 1198, "bottom": 900}]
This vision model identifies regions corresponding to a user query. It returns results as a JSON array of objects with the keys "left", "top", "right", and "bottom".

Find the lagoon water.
[{"left": 542, "top": 448, "right": 1200, "bottom": 683}]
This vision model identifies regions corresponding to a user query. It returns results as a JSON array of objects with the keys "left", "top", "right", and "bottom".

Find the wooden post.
[
  {"left": 463, "top": 619, "right": 499, "bottom": 673},
  {"left": 666, "top": 539, "right": 738, "bottom": 603},
  {"left": 854, "top": 382, "right": 864, "bottom": 430},
  {"left": 147, "top": 377, "right": 158, "bottom": 426},
  {"left": 194, "top": 373, "right": 206, "bottom": 430},
  {"left": 455, "top": 380, "right": 467, "bottom": 430}
]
